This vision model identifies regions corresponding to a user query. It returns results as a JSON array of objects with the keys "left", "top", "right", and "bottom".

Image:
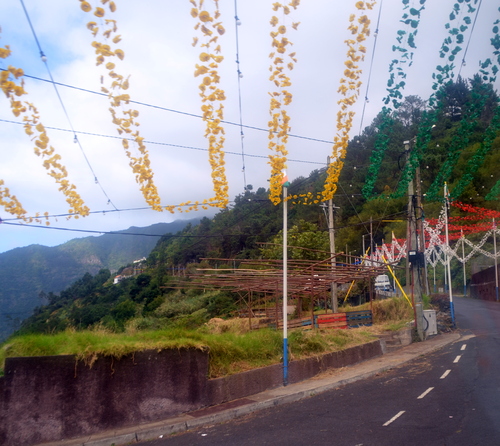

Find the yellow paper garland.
[
  {"left": 79, "top": 0, "right": 163, "bottom": 211},
  {"left": 1, "top": 44, "right": 89, "bottom": 222},
  {"left": 267, "top": 1, "right": 301, "bottom": 205},
  {"left": 190, "top": 0, "right": 229, "bottom": 210}
]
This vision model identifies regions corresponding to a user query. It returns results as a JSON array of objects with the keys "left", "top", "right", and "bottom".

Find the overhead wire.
[
  {"left": 457, "top": 0, "right": 483, "bottom": 79},
  {"left": 358, "top": 0, "right": 384, "bottom": 135},
  {"left": 0, "top": 69, "right": 334, "bottom": 145},
  {"left": 0, "top": 118, "right": 325, "bottom": 166},
  {"left": 233, "top": 0, "right": 247, "bottom": 190},
  {"left": 18, "top": 0, "right": 118, "bottom": 210}
]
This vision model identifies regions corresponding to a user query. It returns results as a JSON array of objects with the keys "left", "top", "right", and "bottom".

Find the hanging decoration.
[
  {"left": 190, "top": 0, "right": 229, "bottom": 210},
  {"left": 321, "top": 0, "right": 375, "bottom": 203},
  {"left": 478, "top": 7, "right": 500, "bottom": 84},
  {"left": 361, "top": 108, "right": 393, "bottom": 199},
  {"left": 0, "top": 179, "right": 29, "bottom": 222},
  {"left": 363, "top": 0, "right": 426, "bottom": 199},
  {"left": 393, "top": 0, "right": 480, "bottom": 199},
  {"left": 372, "top": 200, "right": 500, "bottom": 269},
  {"left": 486, "top": 175, "right": 500, "bottom": 201},
  {"left": 267, "top": 0, "right": 301, "bottom": 205},
  {"left": 79, "top": 0, "right": 163, "bottom": 212},
  {"left": 384, "top": 0, "right": 426, "bottom": 109},
  {"left": 426, "top": 83, "right": 489, "bottom": 201},
  {"left": 454, "top": 103, "right": 500, "bottom": 200},
  {"left": 1, "top": 47, "right": 89, "bottom": 222}
]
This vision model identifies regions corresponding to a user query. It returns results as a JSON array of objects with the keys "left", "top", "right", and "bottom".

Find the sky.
[{"left": 0, "top": 0, "right": 499, "bottom": 254}]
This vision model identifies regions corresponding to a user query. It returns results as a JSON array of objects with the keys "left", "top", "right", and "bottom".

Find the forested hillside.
[
  {"left": 0, "top": 220, "right": 198, "bottom": 340},
  {"left": 13, "top": 76, "right": 500, "bottom": 338}
]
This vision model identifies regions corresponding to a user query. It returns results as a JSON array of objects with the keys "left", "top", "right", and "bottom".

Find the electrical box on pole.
[{"left": 405, "top": 139, "right": 424, "bottom": 341}]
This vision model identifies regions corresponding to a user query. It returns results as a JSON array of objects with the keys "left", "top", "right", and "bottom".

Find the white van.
[{"left": 375, "top": 274, "right": 392, "bottom": 292}]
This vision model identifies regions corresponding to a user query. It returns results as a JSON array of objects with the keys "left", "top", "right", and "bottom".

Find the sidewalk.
[{"left": 39, "top": 332, "right": 464, "bottom": 446}]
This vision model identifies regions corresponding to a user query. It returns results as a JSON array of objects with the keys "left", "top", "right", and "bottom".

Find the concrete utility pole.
[
  {"left": 328, "top": 195, "right": 338, "bottom": 313},
  {"left": 415, "top": 166, "right": 430, "bottom": 295},
  {"left": 324, "top": 156, "right": 338, "bottom": 313},
  {"left": 405, "top": 139, "right": 424, "bottom": 341}
]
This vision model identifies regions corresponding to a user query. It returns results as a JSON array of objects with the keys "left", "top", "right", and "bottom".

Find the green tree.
[{"left": 260, "top": 220, "right": 330, "bottom": 260}]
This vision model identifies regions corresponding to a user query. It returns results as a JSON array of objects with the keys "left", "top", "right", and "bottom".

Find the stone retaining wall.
[{"left": 0, "top": 341, "right": 384, "bottom": 446}]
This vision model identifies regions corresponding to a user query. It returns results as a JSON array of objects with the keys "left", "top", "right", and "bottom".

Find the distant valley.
[{"left": 0, "top": 219, "right": 198, "bottom": 341}]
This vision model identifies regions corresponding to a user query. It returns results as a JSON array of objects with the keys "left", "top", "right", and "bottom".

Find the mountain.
[{"left": 0, "top": 219, "right": 198, "bottom": 341}]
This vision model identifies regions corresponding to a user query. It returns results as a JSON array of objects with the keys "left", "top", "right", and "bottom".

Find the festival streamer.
[
  {"left": 321, "top": 0, "right": 375, "bottom": 203},
  {"left": 1, "top": 44, "right": 89, "bottom": 222},
  {"left": 426, "top": 81, "right": 491, "bottom": 201},
  {"left": 79, "top": 0, "right": 163, "bottom": 211},
  {"left": 363, "top": 0, "right": 426, "bottom": 199},
  {"left": 190, "top": 0, "right": 229, "bottom": 211},
  {"left": 393, "top": 0, "right": 480, "bottom": 199},
  {"left": 454, "top": 102, "right": 500, "bottom": 200},
  {"left": 267, "top": 0, "right": 301, "bottom": 205}
]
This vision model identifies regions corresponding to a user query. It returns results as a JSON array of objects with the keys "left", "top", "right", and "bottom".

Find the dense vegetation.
[
  {"left": 0, "top": 220, "right": 198, "bottom": 341},
  {"left": 8, "top": 75, "right": 500, "bottom": 338}
]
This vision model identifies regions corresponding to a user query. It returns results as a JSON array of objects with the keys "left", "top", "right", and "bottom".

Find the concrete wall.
[
  {"left": 208, "top": 340, "right": 383, "bottom": 405},
  {"left": 470, "top": 264, "right": 499, "bottom": 301},
  {"left": 0, "top": 349, "right": 208, "bottom": 446},
  {"left": 0, "top": 341, "right": 383, "bottom": 446}
]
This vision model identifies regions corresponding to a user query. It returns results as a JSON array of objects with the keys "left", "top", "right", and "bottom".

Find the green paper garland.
[
  {"left": 426, "top": 85, "right": 489, "bottom": 201},
  {"left": 361, "top": 108, "right": 394, "bottom": 199},
  {"left": 453, "top": 103, "right": 500, "bottom": 200},
  {"left": 393, "top": 0, "right": 480, "bottom": 199},
  {"left": 363, "top": 0, "right": 426, "bottom": 199}
]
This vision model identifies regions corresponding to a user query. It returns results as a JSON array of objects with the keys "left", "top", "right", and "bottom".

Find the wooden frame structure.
[{"left": 172, "top": 254, "right": 394, "bottom": 328}]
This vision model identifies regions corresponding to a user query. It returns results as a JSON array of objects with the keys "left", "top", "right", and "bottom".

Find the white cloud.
[{"left": 1, "top": 0, "right": 499, "bottom": 253}]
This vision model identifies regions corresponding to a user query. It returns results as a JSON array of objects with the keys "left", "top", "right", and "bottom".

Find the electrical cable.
[
  {"left": 233, "top": 0, "right": 247, "bottom": 191},
  {"left": 18, "top": 0, "right": 118, "bottom": 210},
  {"left": 1, "top": 220, "right": 245, "bottom": 238},
  {"left": 0, "top": 118, "right": 325, "bottom": 166},
  {"left": 358, "top": 0, "right": 384, "bottom": 134},
  {"left": 457, "top": 0, "right": 483, "bottom": 79},
  {"left": 0, "top": 69, "right": 334, "bottom": 145}
]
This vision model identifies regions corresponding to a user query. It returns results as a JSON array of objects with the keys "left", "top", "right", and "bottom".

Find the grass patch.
[
  {"left": 1, "top": 297, "right": 410, "bottom": 378},
  {"left": 0, "top": 325, "right": 377, "bottom": 379}
]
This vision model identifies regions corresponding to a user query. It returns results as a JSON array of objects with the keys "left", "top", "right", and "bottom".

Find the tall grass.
[
  {"left": 1, "top": 325, "right": 375, "bottom": 378},
  {"left": 1, "top": 297, "right": 412, "bottom": 377}
]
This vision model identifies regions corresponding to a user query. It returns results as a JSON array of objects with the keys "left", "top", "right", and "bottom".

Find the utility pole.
[
  {"left": 415, "top": 166, "right": 430, "bottom": 295},
  {"left": 326, "top": 157, "right": 338, "bottom": 313},
  {"left": 405, "top": 139, "right": 424, "bottom": 341}
]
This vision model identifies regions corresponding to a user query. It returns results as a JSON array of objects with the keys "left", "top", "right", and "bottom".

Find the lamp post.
[
  {"left": 444, "top": 183, "right": 456, "bottom": 327},
  {"left": 493, "top": 219, "right": 499, "bottom": 302},
  {"left": 282, "top": 171, "right": 290, "bottom": 386}
]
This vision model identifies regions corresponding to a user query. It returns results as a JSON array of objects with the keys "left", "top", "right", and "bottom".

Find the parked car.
[{"left": 374, "top": 274, "right": 392, "bottom": 292}]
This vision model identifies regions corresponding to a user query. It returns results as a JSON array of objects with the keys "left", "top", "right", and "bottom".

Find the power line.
[
  {"left": 0, "top": 69, "right": 334, "bottom": 145},
  {"left": 457, "top": 0, "right": 483, "bottom": 79},
  {"left": 18, "top": 0, "right": 118, "bottom": 210},
  {"left": 234, "top": 0, "right": 247, "bottom": 191},
  {"left": 1, "top": 220, "right": 221, "bottom": 238},
  {"left": 359, "top": 0, "right": 384, "bottom": 134},
  {"left": 0, "top": 118, "right": 325, "bottom": 166}
]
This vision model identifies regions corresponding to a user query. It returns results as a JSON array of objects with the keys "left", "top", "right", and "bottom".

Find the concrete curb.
[{"left": 38, "top": 332, "right": 464, "bottom": 446}]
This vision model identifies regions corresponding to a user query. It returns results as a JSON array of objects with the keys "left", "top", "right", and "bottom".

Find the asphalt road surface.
[{"left": 140, "top": 296, "right": 500, "bottom": 446}]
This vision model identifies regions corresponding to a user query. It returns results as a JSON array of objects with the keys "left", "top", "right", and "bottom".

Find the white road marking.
[
  {"left": 453, "top": 355, "right": 461, "bottom": 363},
  {"left": 440, "top": 369, "right": 451, "bottom": 379},
  {"left": 383, "top": 411, "right": 405, "bottom": 426},
  {"left": 417, "top": 387, "right": 435, "bottom": 399},
  {"left": 461, "top": 344, "right": 467, "bottom": 351}
]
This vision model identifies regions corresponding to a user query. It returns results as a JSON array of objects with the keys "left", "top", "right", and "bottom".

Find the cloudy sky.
[{"left": 0, "top": 0, "right": 498, "bottom": 254}]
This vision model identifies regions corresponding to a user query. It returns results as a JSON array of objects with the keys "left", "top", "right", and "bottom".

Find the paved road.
[{"left": 139, "top": 297, "right": 500, "bottom": 446}]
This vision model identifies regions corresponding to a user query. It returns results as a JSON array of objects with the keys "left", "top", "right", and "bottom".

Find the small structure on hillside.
[{"left": 172, "top": 253, "right": 394, "bottom": 327}]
